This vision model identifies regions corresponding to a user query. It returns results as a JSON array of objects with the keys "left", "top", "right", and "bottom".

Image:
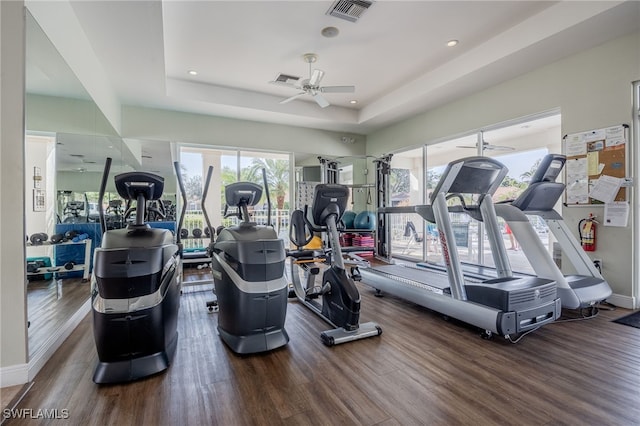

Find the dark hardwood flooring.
[{"left": 6, "top": 275, "right": 640, "bottom": 425}]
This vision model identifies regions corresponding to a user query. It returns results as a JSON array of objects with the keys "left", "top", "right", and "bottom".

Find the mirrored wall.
[{"left": 24, "top": 10, "right": 128, "bottom": 360}]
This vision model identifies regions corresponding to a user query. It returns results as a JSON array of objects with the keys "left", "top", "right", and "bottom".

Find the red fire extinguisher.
[{"left": 578, "top": 213, "right": 597, "bottom": 252}]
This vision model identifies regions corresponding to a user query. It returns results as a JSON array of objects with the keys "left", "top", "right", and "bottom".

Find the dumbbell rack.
[{"left": 26, "top": 238, "right": 92, "bottom": 282}]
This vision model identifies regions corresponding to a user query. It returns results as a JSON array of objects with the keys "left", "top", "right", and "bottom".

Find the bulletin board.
[{"left": 563, "top": 124, "right": 629, "bottom": 205}]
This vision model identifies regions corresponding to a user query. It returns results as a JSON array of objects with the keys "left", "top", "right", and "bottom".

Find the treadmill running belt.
[{"left": 366, "top": 264, "right": 484, "bottom": 294}]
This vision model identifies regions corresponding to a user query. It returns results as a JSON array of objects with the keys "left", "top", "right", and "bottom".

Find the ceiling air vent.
[
  {"left": 326, "top": 0, "right": 373, "bottom": 23},
  {"left": 272, "top": 73, "right": 301, "bottom": 85}
]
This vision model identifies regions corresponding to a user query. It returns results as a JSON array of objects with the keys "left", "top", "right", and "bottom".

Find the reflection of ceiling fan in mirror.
[
  {"left": 457, "top": 133, "right": 515, "bottom": 152},
  {"left": 270, "top": 53, "right": 355, "bottom": 108}
]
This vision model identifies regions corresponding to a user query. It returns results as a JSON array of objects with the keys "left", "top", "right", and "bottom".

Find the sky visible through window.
[{"left": 429, "top": 148, "right": 549, "bottom": 181}]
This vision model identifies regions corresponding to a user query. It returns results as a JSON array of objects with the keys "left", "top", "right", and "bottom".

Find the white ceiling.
[{"left": 25, "top": 0, "right": 640, "bottom": 173}]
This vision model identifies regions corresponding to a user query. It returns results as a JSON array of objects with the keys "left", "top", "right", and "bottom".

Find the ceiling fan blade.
[
  {"left": 309, "top": 69, "right": 325, "bottom": 87},
  {"left": 280, "top": 92, "right": 306, "bottom": 104},
  {"left": 456, "top": 146, "right": 477, "bottom": 149},
  {"left": 320, "top": 85, "right": 355, "bottom": 93},
  {"left": 312, "top": 93, "right": 330, "bottom": 108}
]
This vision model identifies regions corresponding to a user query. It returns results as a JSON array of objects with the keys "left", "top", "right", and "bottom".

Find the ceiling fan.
[
  {"left": 457, "top": 133, "right": 515, "bottom": 151},
  {"left": 270, "top": 53, "right": 355, "bottom": 108}
]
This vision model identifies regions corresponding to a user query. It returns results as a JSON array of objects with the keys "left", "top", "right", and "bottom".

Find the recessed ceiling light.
[
  {"left": 188, "top": 70, "right": 198, "bottom": 76},
  {"left": 349, "top": 100, "right": 358, "bottom": 104},
  {"left": 446, "top": 40, "right": 459, "bottom": 47}
]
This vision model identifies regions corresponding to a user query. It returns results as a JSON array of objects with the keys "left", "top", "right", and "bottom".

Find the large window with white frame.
[
  {"left": 179, "top": 146, "right": 292, "bottom": 245},
  {"left": 387, "top": 113, "right": 562, "bottom": 275}
]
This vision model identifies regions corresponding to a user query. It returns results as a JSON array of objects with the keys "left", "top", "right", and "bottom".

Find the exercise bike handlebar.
[{"left": 289, "top": 209, "right": 314, "bottom": 248}]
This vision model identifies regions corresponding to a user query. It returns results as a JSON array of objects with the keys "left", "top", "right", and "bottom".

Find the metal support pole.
[{"left": 433, "top": 192, "right": 467, "bottom": 300}]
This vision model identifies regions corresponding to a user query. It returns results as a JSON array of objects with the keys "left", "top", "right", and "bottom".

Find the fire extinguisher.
[{"left": 578, "top": 213, "right": 597, "bottom": 252}]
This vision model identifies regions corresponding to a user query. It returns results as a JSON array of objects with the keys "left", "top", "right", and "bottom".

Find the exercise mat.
[{"left": 613, "top": 311, "right": 640, "bottom": 329}]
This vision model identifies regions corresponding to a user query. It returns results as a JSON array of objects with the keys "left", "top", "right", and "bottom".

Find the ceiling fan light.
[
  {"left": 447, "top": 39, "right": 459, "bottom": 47},
  {"left": 309, "top": 69, "right": 325, "bottom": 87}
]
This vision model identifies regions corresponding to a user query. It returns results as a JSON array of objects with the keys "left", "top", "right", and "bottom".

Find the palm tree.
[
  {"left": 244, "top": 158, "right": 289, "bottom": 210},
  {"left": 520, "top": 158, "right": 542, "bottom": 182}
]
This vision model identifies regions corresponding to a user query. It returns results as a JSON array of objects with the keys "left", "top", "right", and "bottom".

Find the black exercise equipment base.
[{"left": 93, "top": 332, "right": 178, "bottom": 384}]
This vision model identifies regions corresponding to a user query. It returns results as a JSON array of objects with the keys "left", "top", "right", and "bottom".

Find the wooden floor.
[
  {"left": 6, "top": 277, "right": 640, "bottom": 425},
  {"left": 26, "top": 277, "right": 90, "bottom": 359}
]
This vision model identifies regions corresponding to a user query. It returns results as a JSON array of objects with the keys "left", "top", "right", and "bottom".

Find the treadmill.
[
  {"left": 360, "top": 156, "right": 561, "bottom": 338},
  {"left": 494, "top": 154, "right": 612, "bottom": 309}
]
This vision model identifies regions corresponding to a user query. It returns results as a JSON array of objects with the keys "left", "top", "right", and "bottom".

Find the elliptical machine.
[
  {"left": 208, "top": 171, "right": 289, "bottom": 354},
  {"left": 91, "top": 158, "right": 186, "bottom": 383},
  {"left": 288, "top": 184, "right": 382, "bottom": 346}
]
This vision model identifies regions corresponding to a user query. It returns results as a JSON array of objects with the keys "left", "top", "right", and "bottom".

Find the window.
[
  {"left": 383, "top": 113, "right": 563, "bottom": 274},
  {"left": 179, "top": 145, "right": 292, "bottom": 241},
  {"left": 389, "top": 147, "right": 425, "bottom": 260},
  {"left": 422, "top": 115, "right": 561, "bottom": 272}
]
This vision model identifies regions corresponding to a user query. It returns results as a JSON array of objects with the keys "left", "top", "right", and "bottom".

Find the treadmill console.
[{"left": 429, "top": 156, "right": 508, "bottom": 203}]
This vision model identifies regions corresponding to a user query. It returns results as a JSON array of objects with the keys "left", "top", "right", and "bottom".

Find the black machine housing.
[
  {"left": 209, "top": 181, "right": 289, "bottom": 354},
  {"left": 91, "top": 162, "right": 183, "bottom": 384},
  {"left": 288, "top": 183, "right": 382, "bottom": 345},
  {"left": 310, "top": 185, "right": 361, "bottom": 329}
]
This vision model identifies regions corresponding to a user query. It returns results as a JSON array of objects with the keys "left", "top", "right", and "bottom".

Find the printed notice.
[
  {"left": 604, "top": 202, "right": 629, "bottom": 227},
  {"left": 566, "top": 157, "right": 588, "bottom": 204},
  {"left": 605, "top": 125, "right": 626, "bottom": 148},
  {"left": 605, "top": 125, "right": 625, "bottom": 140},
  {"left": 589, "top": 175, "right": 622, "bottom": 204},
  {"left": 565, "top": 133, "right": 586, "bottom": 156},
  {"left": 583, "top": 129, "right": 606, "bottom": 143}
]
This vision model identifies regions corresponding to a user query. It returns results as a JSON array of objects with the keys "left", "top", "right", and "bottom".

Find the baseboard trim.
[
  {"left": 0, "top": 364, "right": 29, "bottom": 388},
  {"left": 27, "top": 299, "right": 91, "bottom": 382},
  {"left": 606, "top": 293, "right": 636, "bottom": 310}
]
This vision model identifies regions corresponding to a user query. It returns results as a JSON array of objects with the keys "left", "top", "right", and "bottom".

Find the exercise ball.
[
  {"left": 342, "top": 210, "right": 356, "bottom": 229},
  {"left": 353, "top": 211, "right": 375, "bottom": 230}
]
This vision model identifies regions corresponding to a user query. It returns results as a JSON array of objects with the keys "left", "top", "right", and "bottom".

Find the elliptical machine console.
[
  {"left": 91, "top": 159, "right": 185, "bottom": 384},
  {"left": 209, "top": 178, "right": 289, "bottom": 354},
  {"left": 288, "top": 184, "right": 382, "bottom": 346}
]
